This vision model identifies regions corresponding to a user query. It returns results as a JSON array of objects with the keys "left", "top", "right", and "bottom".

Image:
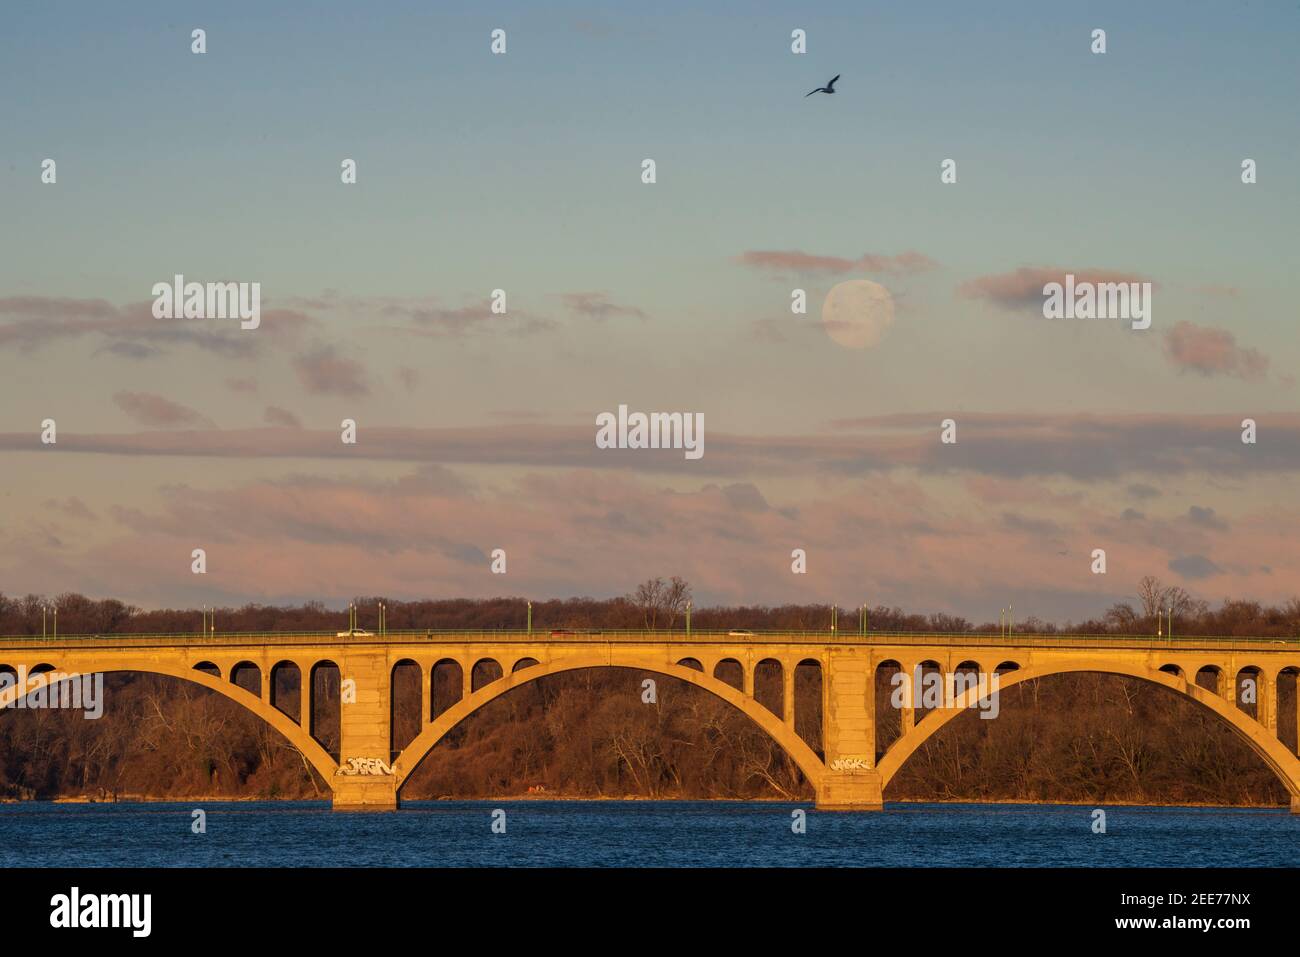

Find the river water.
[{"left": 2, "top": 800, "right": 1296, "bottom": 867}]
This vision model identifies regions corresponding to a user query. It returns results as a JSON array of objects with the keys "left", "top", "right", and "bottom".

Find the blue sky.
[{"left": 1, "top": 2, "right": 1297, "bottom": 618}]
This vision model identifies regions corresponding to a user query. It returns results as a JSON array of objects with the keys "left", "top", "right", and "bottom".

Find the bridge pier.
[
  {"left": 816, "top": 771, "right": 884, "bottom": 811},
  {"left": 815, "top": 655, "right": 882, "bottom": 810},
  {"left": 333, "top": 774, "right": 399, "bottom": 811},
  {"left": 331, "top": 651, "right": 400, "bottom": 810}
]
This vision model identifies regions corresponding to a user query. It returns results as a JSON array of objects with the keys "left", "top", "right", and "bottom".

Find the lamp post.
[
  {"left": 685, "top": 601, "right": 691, "bottom": 638},
  {"left": 527, "top": 600, "right": 533, "bottom": 635}
]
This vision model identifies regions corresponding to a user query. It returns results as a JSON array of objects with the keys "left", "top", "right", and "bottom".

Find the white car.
[{"left": 336, "top": 629, "right": 374, "bottom": 637}]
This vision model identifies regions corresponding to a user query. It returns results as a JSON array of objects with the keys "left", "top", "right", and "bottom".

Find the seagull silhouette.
[{"left": 805, "top": 74, "right": 840, "bottom": 97}]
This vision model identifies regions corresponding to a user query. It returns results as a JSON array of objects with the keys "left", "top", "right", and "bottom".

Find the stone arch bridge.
[{"left": 2, "top": 631, "right": 1299, "bottom": 811}]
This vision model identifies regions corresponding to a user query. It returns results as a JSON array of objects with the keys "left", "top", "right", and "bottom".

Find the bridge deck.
[{"left": 0, "top": 630, "right": 1294, "bottom": 652}]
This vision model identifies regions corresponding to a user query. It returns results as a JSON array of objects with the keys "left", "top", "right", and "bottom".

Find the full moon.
[{"left": 821, "top": 280, "right": 895, "bottom": 349}]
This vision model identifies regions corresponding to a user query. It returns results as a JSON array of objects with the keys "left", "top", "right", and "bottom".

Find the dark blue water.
[{"left": 1, "top": 801, "right": 1296, "bottom": 867}]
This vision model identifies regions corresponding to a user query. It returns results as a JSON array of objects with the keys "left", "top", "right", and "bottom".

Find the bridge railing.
[{"left": 0, "top": 628, "right": 1295, "bottom": 652}]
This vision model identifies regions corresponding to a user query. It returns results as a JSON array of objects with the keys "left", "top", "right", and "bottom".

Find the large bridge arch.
[
  {"left": 0, "top": 659, "right": 338, "bottom": 786},
  {"left": 875, "top": 659, "right": 1300, "bottom": 800},
  {"left": 391, "top": 656, "right": 826, "bottom": 792}
]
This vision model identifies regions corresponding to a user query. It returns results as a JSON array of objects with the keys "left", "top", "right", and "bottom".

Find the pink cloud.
[
  {"left": 1162, "top": 320, "right": 1269, "bottom": 380},
  {"left": 43, "top": 497, "right": 98, "bottom": 521},
  {"left": 112, "top": 392, "right": 214, "bottom": 429},
  {"left": 264, "top": 406, "right": 303, "bottom": 429},
  {"left": 292, "top": 345, "right": 370, "bottom": 396},
  {"left": 958, "top": 266, "right": 1153, "bottom": 310},
  {"left": 5, "top": 465, "right": 1294, "bottom": 622}
]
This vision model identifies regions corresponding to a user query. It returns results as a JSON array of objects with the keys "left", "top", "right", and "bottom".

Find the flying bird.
[{"left": 805, "top": 74, "right": 840, "bottom": 97}]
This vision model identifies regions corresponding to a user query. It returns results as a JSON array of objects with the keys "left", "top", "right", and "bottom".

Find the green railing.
[{"left": 0, "top": 628, "right": 1295, "bottom": 652}]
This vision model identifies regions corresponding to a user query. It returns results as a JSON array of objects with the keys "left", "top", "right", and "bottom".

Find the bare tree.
[
  {"left": 1137, "top": 576, "right": 1164, "bottom": 621},
  {"left": 1137, "top": 576, "right": 1197, "bottom": 631},
  {"left": 628, "top": 577, "right": 693, "bottom": 630},
  {"left": 662, "top": 577, "right": 692, "bottom": 627},
  {"left": 1104, "top": 602, "right": 1139, "bottom": 634},
  {"left": 1163, "top": 585, "right": 1196, "bottom": 623},
  {"left": 1285, "top": 598, "right": 1300, "bottom": 634}
]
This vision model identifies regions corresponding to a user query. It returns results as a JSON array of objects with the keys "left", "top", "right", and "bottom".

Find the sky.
[{"left": 1, "top": 1, "right": 1297, "bottom": 622}]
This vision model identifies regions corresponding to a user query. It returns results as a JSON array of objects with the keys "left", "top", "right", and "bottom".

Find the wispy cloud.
[
  {"left": 113, "top": 392, "right": 214, "bottom": 429},
  {"left": 292, "top": 345, "right": 370, "bottom": 396},
  {"left": 0, "top": 296, "right": 313, "bottom": 356},
  {"left": 6, "top": 412, "right": 1299, "bottom": 481},
  {"left": 4, "top": 464, "right": 1293, "bottom": 617},
  {"left": 738, "top": 249, "right": 938, "bottom": 277},
  {"left": 264, "top": 406, "right": 303, "bottom": 429},
  {"left": 556, "top": 292, "right": 648, "bottom": 321},
  {"left": 276, "top": 293, "right": 558, "bottom": 338},
  {"left": 957, "top": 266, "right": 1153, "bottom": 311}
]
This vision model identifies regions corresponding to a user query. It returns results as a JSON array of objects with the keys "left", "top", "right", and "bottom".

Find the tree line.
[{"left": 2, "top": 575, "right": 1297, "bottom": 637}]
